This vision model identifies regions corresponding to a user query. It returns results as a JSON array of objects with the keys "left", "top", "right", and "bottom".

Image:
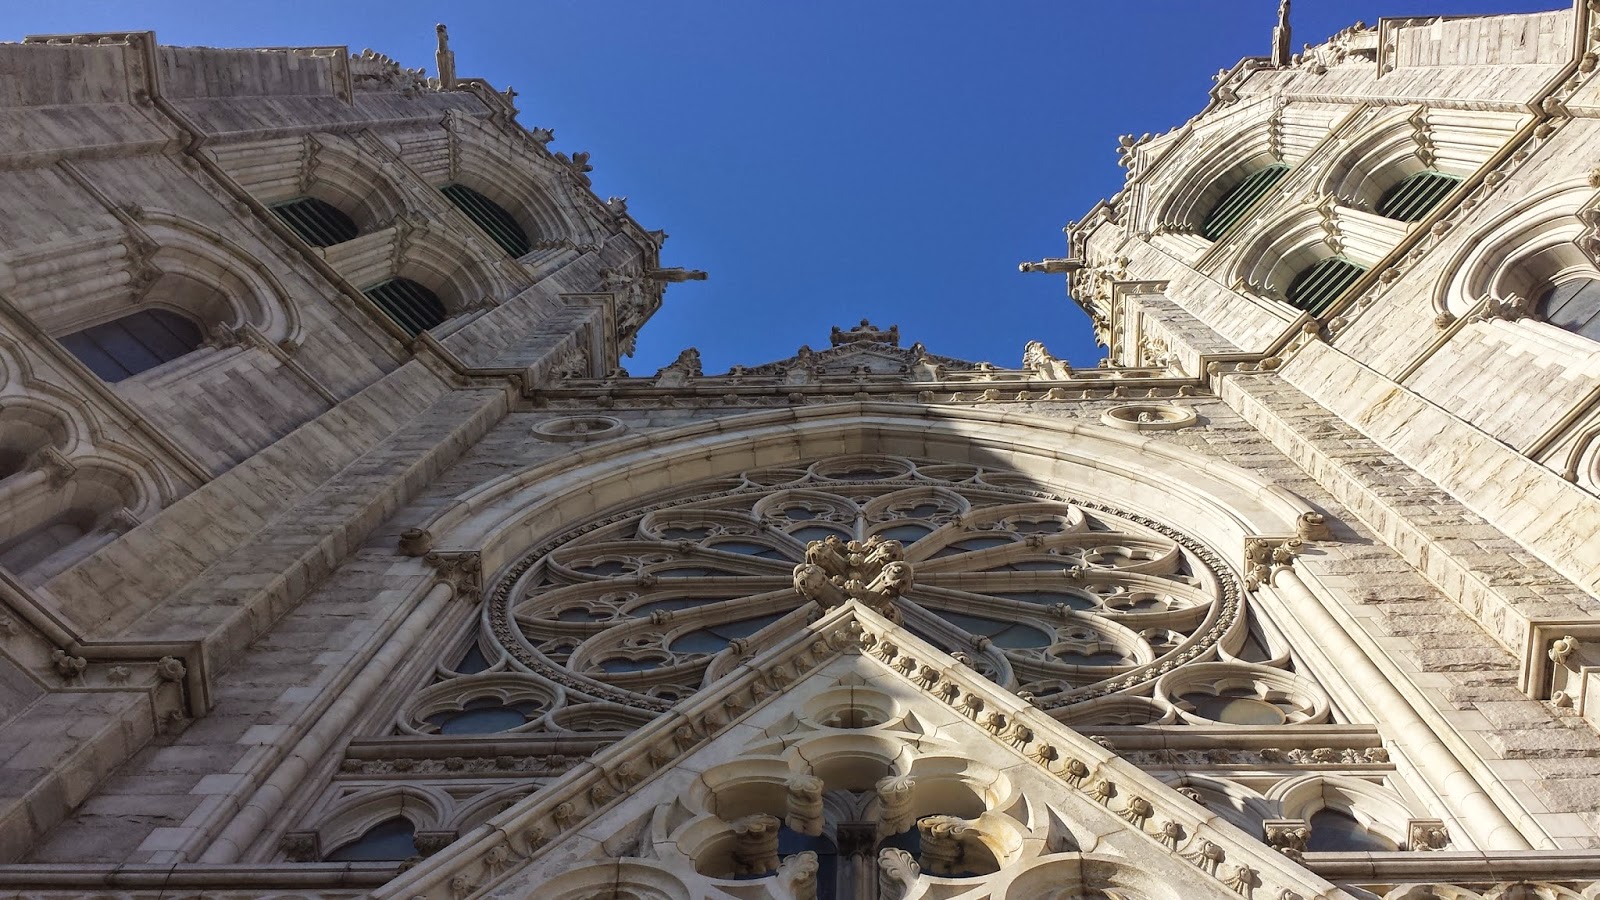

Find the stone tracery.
[{"left": 465, "top": 454, "right": 1319, "bottom": 729}]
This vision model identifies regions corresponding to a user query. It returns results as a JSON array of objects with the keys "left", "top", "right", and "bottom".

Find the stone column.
[{"left": 1270, "top": 566, "right": 1538, "bottom": 850}]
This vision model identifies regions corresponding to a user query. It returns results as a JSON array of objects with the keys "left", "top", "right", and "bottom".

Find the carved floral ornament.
[{"left": 455, "top": 455, "right": 1327, "bottom": 731}]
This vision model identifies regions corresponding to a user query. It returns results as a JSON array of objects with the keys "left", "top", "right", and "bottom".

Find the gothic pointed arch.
[
  {"left": 213, "top": 132, "right": 413, "bottom": 233},
  {"left": 1151, "top": 125, "right": 1283, "bottom": 238},
  {"left": 1432, "top": 179, "right": 1600, "bottom": 349},
  {"left": 444, "top": 118, "right": 596, "bottom": 255}
]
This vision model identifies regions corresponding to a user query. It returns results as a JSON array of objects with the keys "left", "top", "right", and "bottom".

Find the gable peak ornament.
[{"left": 831, "top": 318, "right": 901, "bottom": 346}]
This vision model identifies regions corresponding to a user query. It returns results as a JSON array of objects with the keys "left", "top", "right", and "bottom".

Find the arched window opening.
[
  {"left": 1375, "top": 170, "right": 1462, "bottom": 222},
  {"left": 1305, "top": 807, "right": 1397, "bottom": 853},
  {"left": 324, "top": 816, "right": 418, "bottom": 861},
  {"left": 1201, "top": 163, "right": 1291, "bottom": 241},
  {"left": 270, "top": 196, "right": 360, "bottom": 248},
  {"left": 58, "top": 309, "right": 204, "bottom": 383},
  {"left": 440, "top": 184, "right": 531, "bottom": 258},
  {"left": 1286, "top": 257, "right": 1366, "bottom": 315},
  {"left": 363, "top": 278, "right": 447, "bottom": 336},
  {"left": 1536, "top": 277, "right": 1600, "bottom": 342}
]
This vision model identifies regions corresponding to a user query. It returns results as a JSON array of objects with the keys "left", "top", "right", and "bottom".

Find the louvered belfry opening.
[
  {"left": 269, "top": 196, "right": 360, "bottom": 248},
  {"left": 1286, "top": 257, "right": 1367, "bottom": 315},
  {"left": 440, "top": 184, "right": 531, "bottom": 258},
  {"left": 59, "top": 309, "right": 205, "bottom": 383},
  {"left": 363, "top": 278, "right": 447, "bottom": 336},
  {"left": 1375, "top": 170, "right": 1462, "bottom": 222},
  {"left": 1200, "top": 163, "right": 1291, "bottom": 241}
]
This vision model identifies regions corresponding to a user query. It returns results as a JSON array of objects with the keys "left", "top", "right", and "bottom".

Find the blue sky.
[{"left": 12, "top": 1, "right": 1562, "bottom": 373}]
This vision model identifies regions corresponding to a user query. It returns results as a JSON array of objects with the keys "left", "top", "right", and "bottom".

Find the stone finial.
[
  {"left": 778, "top": 851, "right": 819, "bottom": 900},
  {"left": 434, "top": 24, "right": 456, "bottom": 89},
  {"left": 1272, "top": 0, "right": 1293, "bottom": 67},
  {"left": 1294, "top": 511, "right": 1331, "bottom": 541},
  {"left": 878, "top": 848, "right": 921, "bottom": 900},
  {"left": 653, "top": 347, "right": 702, "bottom": 387}
]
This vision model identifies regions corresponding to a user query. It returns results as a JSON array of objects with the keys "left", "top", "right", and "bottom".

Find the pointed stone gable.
[{"left": 373, "top": 602, "right": 1350, "bottom": 900}]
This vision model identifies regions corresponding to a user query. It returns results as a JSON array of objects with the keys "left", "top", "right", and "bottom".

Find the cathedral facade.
[{"left": 1, "top": 5, "right": 1599, "bottom": 899}]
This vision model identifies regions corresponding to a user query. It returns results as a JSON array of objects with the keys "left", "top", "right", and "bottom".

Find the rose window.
[{"left": 486, "top": 455, "right": 1276, "bottom": 719}]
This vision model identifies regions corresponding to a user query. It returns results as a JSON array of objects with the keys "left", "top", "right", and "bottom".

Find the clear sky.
[{"left": 10, "top": 1, "right": 1563, "bottom": 373}]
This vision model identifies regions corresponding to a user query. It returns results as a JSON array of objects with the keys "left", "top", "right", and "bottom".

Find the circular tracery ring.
[{"left": 484, "top": 455, "right": 1243, "bottom": 715}]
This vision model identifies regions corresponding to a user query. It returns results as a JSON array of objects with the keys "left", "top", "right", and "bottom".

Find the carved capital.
[
  {"left": 26, "top": 446, "right": 75, "bottom": 490},
  {"left": 784, "top": 773, "right": 825, "bottom": 836},
  {"left": 1263, "top": 818, "right": 1310, "bottom": 860},
  {"left": 1407, "top": 818, "right": 1449, "bottom": 851},
  {"left": 424, "top": 550, "right": 483, "bottom": 599},
  {"left": 51, "top": 648, "right": 87, "bottom": 681},
  {"left": 155, "top": 656, "right": 187, "bottom": 682},
  {"left": 730, "top": 813, "right": 781, "bottom": 876}
]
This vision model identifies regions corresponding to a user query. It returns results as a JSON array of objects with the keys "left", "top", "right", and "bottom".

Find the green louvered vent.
[
  {"left": 1286, "top": 257, "right": 1366, "bottom": 315},
  {"left": 364, "top": 278, "right": 446, "bottom": 336},
  {"left": 440, "top": 184, "right": 531, "bottom": 258},
  {"left": 1375, "top": 170, "right": 1462, "bottom": 222},
  {"left": 1200, "top": 163, "right": 1291, "bottom": 241},
  {"left": 270, "top": 197, "right": 359, "bottom": 248}
]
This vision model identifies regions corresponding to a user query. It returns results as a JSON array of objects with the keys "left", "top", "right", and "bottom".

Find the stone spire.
[{"left": 1272, "top": 0, "right": 1292, "bottom": 67}]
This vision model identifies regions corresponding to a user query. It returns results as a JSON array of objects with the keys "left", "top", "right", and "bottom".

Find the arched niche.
[
  {"left": 310, "top": 784, "right": 450, "bottom": 861},
  {"left": 0, "top": 457, "right": 150, "bottom": 584},
  {"left": 390, "top": 222, "right": 509, "bottom": 317},
  {"left": 0, "top": 400, "right": 76, "bottom": 480},
  {"left": 1268, "top": 773, "right": 1414, "bottom": 852}
]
